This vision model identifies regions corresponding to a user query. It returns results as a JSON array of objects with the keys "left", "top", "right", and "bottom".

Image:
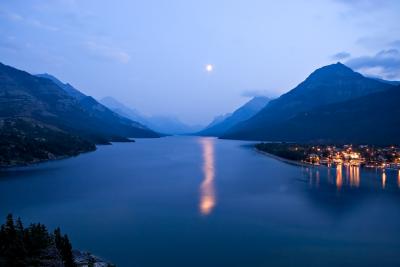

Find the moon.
[{"left": 205, "top": 64, "right": 213, "bottom": 72}]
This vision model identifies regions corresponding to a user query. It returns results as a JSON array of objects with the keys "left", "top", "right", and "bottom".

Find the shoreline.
[
  {"left": 73, "top": 250, "right": 115, "bottom": 267},
  {"left": 254, "top": 147, "right": 314, "bottom": 168},
  {"left": 0, "top": 136, "right": 166, "bottom": 170},
  {"left": 0, "top": 147, "right": 97, "bottom": 170},
  {"left": 255, "top": 147, "right": 400, "bottom": 172}
]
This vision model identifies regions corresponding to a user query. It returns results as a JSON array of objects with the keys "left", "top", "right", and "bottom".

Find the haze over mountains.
[
  {"left": 202, "top": 113, "right": 232, "bottom": 130},
  {"left": 0, "top": 62, "right": 160, "bottom": 166},
  {"left": 198, "top": 96, "right": 270, "bottom": 136},
  {"left": 32, "top": 72, "right": 159, "bottom": 140},
  {"left": 100, "top": 96, "right": 203, "bottom": 135}
]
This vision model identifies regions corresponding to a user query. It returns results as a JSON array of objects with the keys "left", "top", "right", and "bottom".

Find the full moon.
[{"left": 206, "top": 64, "right": 213, "bottom": 72}]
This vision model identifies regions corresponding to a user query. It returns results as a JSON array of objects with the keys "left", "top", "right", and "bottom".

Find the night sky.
[{"left": 0, "top": 0, "right": 399, "bottom": 124}]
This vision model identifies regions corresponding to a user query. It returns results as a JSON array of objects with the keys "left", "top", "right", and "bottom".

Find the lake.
[{"left": 1, "top": 136, "right": 400, "bottom": 267}]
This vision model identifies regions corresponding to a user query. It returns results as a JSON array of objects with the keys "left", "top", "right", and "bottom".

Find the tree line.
[{"left": 0, "top": 214, "right": 75, "bottom": 267}]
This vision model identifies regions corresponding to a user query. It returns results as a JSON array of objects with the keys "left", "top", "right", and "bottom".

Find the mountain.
[
  {"left": 100, "top": 96, "right": 203, "bottom": 134},
  {"left": 145, "top": 116, "right": 203, "bottom": 134},
  {"left": 371, "top": 77, "right": 400, "bottom": 86},
  {"left": 203, "top": 113, "right": 232, "bottom": 129},
  {"left": 36, "top": 73, "right": 86, "bottom": 100},
  {"left": 100, "top": 96, "right": 146, "bottom": 124},
  {"left": 198, "top": 96, "right": 270, "bottom": 136},
  {"left": 0, "top": 62, "right": 160, "bottom": 166},
  {"left": 249, "top": 86, "right": 400, "bottom": 145},
  {"left": 0, "top": 118, "right": 95, "bottom": 166},
  {"left": 33, "top": 71, "right": 159, "bottom": 141},
  {"left": 222, "top": 63, "right": 395, "bottom": 140}
]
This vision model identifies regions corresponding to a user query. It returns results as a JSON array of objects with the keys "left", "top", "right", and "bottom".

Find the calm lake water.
[{"left": 1, "top": 136, "right": 400, "bottom": 267}]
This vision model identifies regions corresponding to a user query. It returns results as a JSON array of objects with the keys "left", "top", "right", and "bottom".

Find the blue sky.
[{"left": 0, "top": 0, "right": 399, "bottom": 125}]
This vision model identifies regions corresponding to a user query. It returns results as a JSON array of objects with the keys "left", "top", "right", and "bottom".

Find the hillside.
[
  {"left": 0, "top": 62, "right": 160, "bottom": 166},
  {"left": 36, "top": 73, "right": 159, "bottom": 140},
  {"left": 222, "top": 63, "right": 394, "bottom": 140},
  {"left": 258, "top": 86, "right": 400, "bottom": 144}
]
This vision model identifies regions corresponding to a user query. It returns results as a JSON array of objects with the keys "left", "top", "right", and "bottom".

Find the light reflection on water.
[
  {"left": 336, "top": 165, "right": 343, "bottom": 190},
  {"left": 307, "top": 168, "right": 320, "bottom": 188},
  {"left": 199, "top": 138, "right": 216, "bottom": 215},
  {"left": 1, "top": 137, "right": 400, "bottom": 267},
  {"left": 398, "top": 170, "right": 400, "bottom": 188},
  {"left": 349, "top": 166, "right": 360, "bottom": 188},
  {"left": 382, "top": 171, "right": 387, "bottom": 189},
  {"left": 304, "top": 164, "right": 399, "bottom": 191}
]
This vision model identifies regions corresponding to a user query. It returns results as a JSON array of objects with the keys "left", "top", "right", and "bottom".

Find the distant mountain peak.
[
  {"left": 100, "top": 96, "right": 202, "bottom": 134},
  {"left": 222, "top": 62, "right": 395, "bottom": 140},
  {"left": 198, "top": 96, "right": 270, "bottom": 136},
  {"left": 307, "top": 62, "right": 357, "bottom": 81},
  {"left": 0, "top": 63, "right": 161, "bottom": 153},
  {"left": 246, "top": 96, "right": 270, "bottom": 105}
]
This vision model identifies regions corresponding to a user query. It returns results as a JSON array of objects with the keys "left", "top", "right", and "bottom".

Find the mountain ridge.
[
  {"left": 100, "top": 96, "right": 203, "bottom": 134},
  {"left": 0, "top": 62, "right": 160, "bottom": 166},
  {"left": 222, "top": 63, "right": 395, "bottom": 140},
  {"left": 243, "top": 86, "right": 400, "bottom": 144},
  {"left": 198, "top": 96, "right": 270, "bottom": 136},
  {"left": 34, "top": 71, "right": 159, "bottom": 140}
]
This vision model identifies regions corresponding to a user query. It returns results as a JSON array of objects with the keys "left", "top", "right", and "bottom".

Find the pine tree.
[
  {"left": 61, "top": 234, "right": 75, "bottom": 267},
  {"left": 0, "top": 214, "right": 27, "bottom": 267},
  {"left": 1, "top": 215, "right": 77, "bottom": 267},
  {"left": 54, "top": 228, "right": 76, "bottom": 267}
]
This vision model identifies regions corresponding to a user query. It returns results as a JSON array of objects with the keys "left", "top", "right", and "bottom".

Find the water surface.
[{"left": 1, "top": 136, "right": 400, "bottom": 267}]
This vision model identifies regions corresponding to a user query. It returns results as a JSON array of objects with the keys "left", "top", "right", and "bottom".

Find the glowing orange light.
[
  {"left": 336, "top": 164, "right": 343, "bottom": 190},
  {"left": 199, "top": 138, "right": 216, "bottom": 215},
  {"left": 349, "top": 166, "right": 360, "bottom": 188},
  {"left": 382, "top": 171, "right": 387, "bottom": 189},
  {"left": 398, "top": 170, "right": 400, "bottom": 189}
]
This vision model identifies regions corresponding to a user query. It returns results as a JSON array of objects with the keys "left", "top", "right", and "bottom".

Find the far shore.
[
  {"left": 254, "top": 147, "right": 314, "bottom": 168},
  {"left": 0, "top": 148, "right": 97, "bottom": 170},
  {"left": 255, "top": 146, "right": 400, "bottom": 173}
]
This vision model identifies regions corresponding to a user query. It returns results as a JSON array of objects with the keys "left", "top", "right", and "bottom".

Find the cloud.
[
  {"left": 85, "top": 41, "right": 131, "bottom": 64},
  {"left": 333, "top": 0, "right": 396, "bottom": 10},
  {"left": 0, "top": 9, "right": 21, "bottom": 21},
  {"left": 332, "top": 0, "right": 400, "bottom": 22},
  {"left": 0, "top": 36, "right": 20, "bottom": 51},
  {"left": 389, "top": 40, "right": 400, "bottom": 48},
  {"left": 346, "top": 49, "right": 400, "bottom": 79},
  {"left": 0, "top": 9, "right": 59, "bottom": 31},
  {"left": 28, "top": 19, "right": 59, "bottom": 31},
  {"left": 331, "top": 51, "right": 351, "bottom": 61},
  {"left": 355, "top": 36, "right": 393, "bottom": 50}
]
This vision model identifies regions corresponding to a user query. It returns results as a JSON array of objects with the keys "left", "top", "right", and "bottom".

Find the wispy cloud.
[
  {"left": 0, "top": 36, "right": 20, "bottom": 51},
  {"left": 389, "top": 40, "right": 400, "bottom": 48},
  {"left": 28, "top": 18, "right": 59, "bottom": 31},
  {"left": 346, "top": 49, "right": 400, "bottom": 79},
  {"left": 0, "top": 9, "right": 59, "bottom": 31},
  {"left": 331, "top": 51, "right": 351, "bottom": 61},
  {"left": 0, "top": 9, "right": 21, "bottom": 21},
  {"left": 85, "top": 41, "right": 131, "bottom": 64},
  {"left": 355, "top": 36, "right": 390, "bottom": 50},
  {"left": 333, "top": 0, "right": 398, "bottom": 11}
]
